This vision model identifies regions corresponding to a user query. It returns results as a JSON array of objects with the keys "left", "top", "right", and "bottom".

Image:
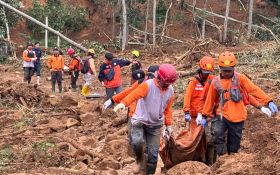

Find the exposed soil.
[{"left": 1, "top": 40, "right": 280, "bottom": 175}]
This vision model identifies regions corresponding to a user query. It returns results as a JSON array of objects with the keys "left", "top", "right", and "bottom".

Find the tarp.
[{"left": 159, "top": 123, "right": 207, "bottom": 169}]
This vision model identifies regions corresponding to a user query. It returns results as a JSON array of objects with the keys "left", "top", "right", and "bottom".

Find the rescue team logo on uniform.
[
  {"left": 224, "top": 60, "right": 230, "bottom": 65},
  {"left": 195, "top": 84, "right": 203, "bottom": 90},
  {"left": 206, "top": 64, "right": 212, "bottom": 69}
]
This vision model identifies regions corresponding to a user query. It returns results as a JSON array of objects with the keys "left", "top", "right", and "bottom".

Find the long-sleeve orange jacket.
[
  {"left": 202, "top": 73, "right": 271, "bottom": 122},
  {"left": 183, "top": 75, "right": 214, "bottom": 117},
  {"left": 121, "top": 79, "right": 174, "bottom": 126},
  {"left": 47, "top": 55, "right": 65, "bottom": 71},
  {"left": 112, "top": 81, "right": 139, "bottom": 117}
]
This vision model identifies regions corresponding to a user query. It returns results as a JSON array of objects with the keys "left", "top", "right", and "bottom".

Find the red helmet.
[
  {"left": 67, "top": 48, "right": 75, "bottom": 56},
  {"left": 157, "top": 64, "right": 177, "bottom": 85}
]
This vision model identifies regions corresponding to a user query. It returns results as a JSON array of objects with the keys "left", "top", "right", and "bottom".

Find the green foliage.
[
  {"left": 0, "top": 0, "right": 21, "bottom": 39},
  {"left": 137, "top": 0, "right": 146, "bottom": 4},
  {"left": 13, "top": 115, "right": 36, "bottom": 129},
  {"left": 32, "top": 140, "right": 56, "bottom": 151},
  {"left": 26, "top": 0, "right": 88, "bottom": 38},
  {"left": 127, "top": 7, "right": 143, "bottom": 28},
  {"left": 0, "top": 145, "right": 13, "bottom": 168},
  {"left": 88, "top": 0, "right": 117, "bottom": 5},
  {"left": 156, "top": 0, "right": 167, "bottom": 23},
  {"left": 255, "top": 18, "right": 280, "bottom": 41},
  {"left": 81, "top": 40, "right": 106, "bottom": 55}
]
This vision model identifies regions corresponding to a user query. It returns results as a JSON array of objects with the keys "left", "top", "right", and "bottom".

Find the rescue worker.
[
  {"left": 98, "top": 52, "right": 131, "bottom": 100},
  {"left": 32, "top": 42, "right": 42, "bottom": 85},
  {"left": 183, "top": 56, "right": 215, "bottom": 130},
  {"left": 146, "top": 65, "right": 159, "bottom": 79},
  {"left": 202, "top": 51, "right": 278, "bottom": 156},
  {"left": 113, "top": 64, "right": 177, "bottom": 175},
  {"left": 22, "top": 43, "right": 37, "bottom": 84},
  {"left": 103, "top": 67, "right": 158, "bottom": 145},
  {"left": 81, "top": 49, "right": 97, "bottom": 96},
  {"left": 67, "top": 48, "right": 80, "bottom": 92},
  {"left": 103, "top": 69, "right": 146, "bottom": 112},
  {"left": 131, "top": 50, "right": 142, "bottom": 72},
  {"left": 47, "top": 48, "right": 65, "bottom": 96}
]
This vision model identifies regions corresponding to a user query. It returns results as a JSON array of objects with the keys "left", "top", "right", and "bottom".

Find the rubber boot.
[
  {"left": 81, "top": 85, "right": 90, "bottom": 96},
  {"left": 36, "top": 76, "right": 40, "bottom": 85}
]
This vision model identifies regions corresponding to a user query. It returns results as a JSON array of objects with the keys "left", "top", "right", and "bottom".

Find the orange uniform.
[
  {"left": 183, "top": 75, "right": 214, "bottom": 117},
  {"left": 198, "top": 78, "right": 263, "bottom": 113},
  {"left": 68, "top": 58, "right": 80, "bottom": 71},
  {"left": 121, "top": 79, "right": 174, "bottom": 126},
  {"left": 202, "top": 73, "right": 271, "bottom": 122},
  {"left": 112, "top": 81, "right": 139, "bottom": 117},
  {"left": 47, "top": 55, "right": 65, "bottom": 71}
]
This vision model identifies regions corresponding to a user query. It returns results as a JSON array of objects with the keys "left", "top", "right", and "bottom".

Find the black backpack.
[{"left": 80, "top": 58, "right": 90, "bottom": 74}]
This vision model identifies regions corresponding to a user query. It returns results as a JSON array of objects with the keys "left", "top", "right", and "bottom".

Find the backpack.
[
  {"left": 80, "top": 58, "right": 90, "bottom": 74},
  {"left": 27, "top": 50, "right": 35, "bottom": 58},
  {"left": 213, "top": 73, "right": 243, "bottom": 118},
  {"left": 214, "top": 73, "right": 242, "bottom": 105},
  {"left": 74, "top": 57, "right": 82, "bottom": 71}
]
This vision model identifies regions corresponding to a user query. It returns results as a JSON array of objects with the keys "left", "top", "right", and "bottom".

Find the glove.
[
  {"left": 185, "top": 113, "right": 191, "bottom": 122},
  {"left": 163, "top": 126, "right": 172, "bottom": 141},
  {"left": 268, "top": 102, "right": 278, "bottom": 113},
  {"left": 103, "top": 99, "right": 113, "bottom": 110},
  {"left": 196, "top": 113, "right": 203, "bottom": 125},
  {"left": 260, "top": 107, "right": 272, "bottom": 117},
  {"left": 113, "top": 103, "right": 125, "bottom": 112}
]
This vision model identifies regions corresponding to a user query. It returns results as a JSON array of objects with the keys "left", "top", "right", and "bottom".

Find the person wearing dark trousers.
[
  {"left": 32, "top": 42, "right": 42, "bottom": 85},
  {"left": 202, "top": 51, "right": 278, "bottom": 155},
  {"left": 98, "top": 52, "right": 131, "bottom": 101},
  {"left": 22, "top": 43, "right": 37, "bottom": 84},
  {"left": 67, "top": 48, "right": 80, "bottom": 92},
  {"left": 47, "top": 48, "right": 65, "bottom": 97}
]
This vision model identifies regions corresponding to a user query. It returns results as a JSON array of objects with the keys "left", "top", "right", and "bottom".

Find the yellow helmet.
[
  {"left": 88, "top": 49, "right": 95, "bottom": 54},
  {"left": 132, "top": 50, "right": 140, "bottom": 58}
]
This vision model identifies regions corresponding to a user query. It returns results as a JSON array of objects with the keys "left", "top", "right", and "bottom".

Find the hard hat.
[
  {"left": 218, "top": 51, "right": 237, "bottom": 70},
  {"left": 67, "top": 48, "right": 75, "bottom": 56},
  {"left": 132, "top": 50, "right": 140, "bottom": 58},
  {"left": 132, "top": 70, "right": 145, "bottom": 81},
  {"left": 88, "top": 48, "right": 95, "bottom": 54},
  {"left": 199, "top": 56, "right": 214, "bottom": 74},
  {"left": 157, "top": 64, "right": 177, "bottom": 85}
]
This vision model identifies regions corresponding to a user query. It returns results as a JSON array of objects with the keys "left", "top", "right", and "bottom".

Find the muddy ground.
[{"left": 0, "top": 46, "right": 280, "bottom": 175}]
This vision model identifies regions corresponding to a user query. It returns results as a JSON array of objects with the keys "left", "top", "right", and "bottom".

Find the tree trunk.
[
  {"left": 201, "top": 0, "right": 208, "bottom": 39},
  {"left": 45, "top": 17, "right": 48, "bottom": 49},
  {"left": 112, "top": 4, "right": 115, "bottom": 42},
  {"left": 0, "top": 0, "right": 87, "bottom": 51},
  {"left": 152, "top": 0, "right": 156, "bottom": 50},
  {"left": 121, "top": 0, "right": 127, "bottom": 51},
  {"left": 144, "top": 0, "right": 150, "bottom": 48},
  {"left": 161, "top": 2, "right": 173, "bottom": 38},
  {"left": 1, "top": 7, "right": 10, "bottom": 41},
  {"left": 247, "top": 0, "right": 254, "bottom": 38},
  {"left": 223, "top": 0, "right": 231, "bottom": 42}
]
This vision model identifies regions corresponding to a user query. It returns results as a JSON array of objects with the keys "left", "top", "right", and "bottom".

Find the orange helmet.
[
  {"left": 199, "top": 56, "right": 214, "bottom": 74},
  {"left": 218, "top": 51, "right": 237, "bottom": 70}
]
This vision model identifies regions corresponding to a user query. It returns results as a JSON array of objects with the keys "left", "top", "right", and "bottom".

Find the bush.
[
  {"left": 255, "top": 18, "right": 280, "bottom": 41},
  {"left": 156, "top": 0, "right": 167, "bottom": 23},
  {"left": 0, "top": 0, "right": 21, "bottom": 39},
  {"left": 26, "top": 0, "right": 89, "bottom": 38},
  {"left": 127, "top": 7, "right": 144, "bottom": 28}
]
